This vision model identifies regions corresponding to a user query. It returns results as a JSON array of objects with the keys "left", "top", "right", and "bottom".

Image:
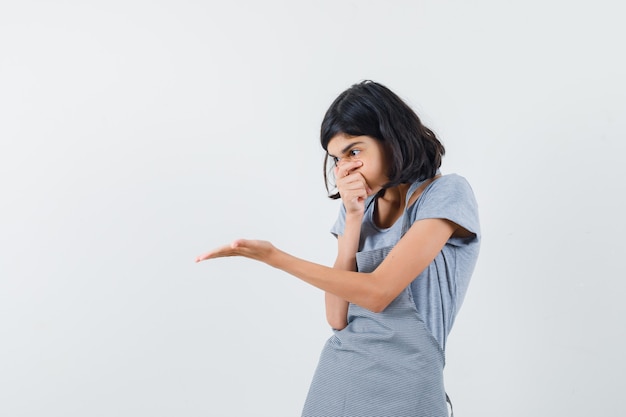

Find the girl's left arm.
[{"left": 196, "top": 217, "right": 458, "bottom": 313}]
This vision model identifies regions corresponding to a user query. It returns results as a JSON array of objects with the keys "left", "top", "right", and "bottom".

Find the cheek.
[
  {"left": 361, "top": 163, "right": 385, "bottom": 184},
  {"left": 368, "top": 159, "right": 385, "bottom": 175}
]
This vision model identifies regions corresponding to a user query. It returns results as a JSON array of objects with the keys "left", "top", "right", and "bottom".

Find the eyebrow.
[{"left": 328, "top": 141, "right": 365, "bottom": 158}]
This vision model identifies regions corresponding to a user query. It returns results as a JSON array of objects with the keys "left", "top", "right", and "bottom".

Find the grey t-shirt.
[{"left": 330, "top": 174, "right": 480, "bottom": 351}]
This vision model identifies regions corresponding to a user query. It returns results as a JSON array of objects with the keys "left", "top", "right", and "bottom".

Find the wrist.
[
  {"left": 345, "top": 211, "right": 364, "bottom": 224},
  {"left": 266, "top": 245, "right": 285, "bottom": 269}
]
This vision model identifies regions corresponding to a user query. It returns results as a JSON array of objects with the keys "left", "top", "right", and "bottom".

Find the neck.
[
  {"left": 373, "top": 183, "right": 411, "bottom": 229},
  {"left": 379, "top": 183, "right": 411, "bottom": 206}
]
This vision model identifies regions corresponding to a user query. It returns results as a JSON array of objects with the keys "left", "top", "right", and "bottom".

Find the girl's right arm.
[
  {"left": 325, "top": 212, "right": 362, "bottom": 330},
  {"left": 325, "top": 160, "right": 369, "bottom": 330}
]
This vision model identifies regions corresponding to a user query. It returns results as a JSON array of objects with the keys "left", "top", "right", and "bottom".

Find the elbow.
[
  {"left": 368, "top": 301, "right": 390, "bottom": 314},
  {"left": 365, "top": 286, "right": 394, "bottom": 314},
  {"left": 327, "top": 317, "right": 348, "bottom": 331},
  {"left": 326, "top": 309, "right": 348, "bottom": 330}
]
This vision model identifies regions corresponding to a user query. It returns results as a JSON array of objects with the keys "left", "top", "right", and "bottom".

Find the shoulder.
[
  {"left": 421, "top": 174, "right": 477, "bottom": 206},
  {"left": 411, "top": 173, "right": 480, "bottom": 237},
  {"left": 430, "top": 173, "right": 473, "bottom": 193}
]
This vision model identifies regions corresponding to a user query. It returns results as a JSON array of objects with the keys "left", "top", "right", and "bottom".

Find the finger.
[
  {"left": 230, "top": 239, "right": 248, "bottom": 249},
  {"left": 338, "top": 172, "right": 372, "bottom": 194},
  {"left": 195, "top": 241, "right": 241, "bottom": 262},
  {"left": 195, "top": 251, "right": 216, "bottom": 262},
  {"left": 335, "top": 160, "right": 363, "bottom": 178},
  {"left": 336, "top": 169, "right": 365, "bottom": 189}
]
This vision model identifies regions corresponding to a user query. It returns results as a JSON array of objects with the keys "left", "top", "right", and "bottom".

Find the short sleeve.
[
  {"left": 410, "top": 174, "right": 480, "bottom": 246},
  {"left": 330, "top": 202, "right": 347, "bottom": 238}
]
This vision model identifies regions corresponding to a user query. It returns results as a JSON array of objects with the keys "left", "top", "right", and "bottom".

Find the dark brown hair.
[{"left": 321, "top": 80, "right": 445, "bottom": 199}]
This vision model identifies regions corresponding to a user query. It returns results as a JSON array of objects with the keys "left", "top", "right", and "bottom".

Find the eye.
[
  {"left": 349, "top": 149, "right": 361, "bottom": 157},
  {"left": 332, "top": 156, "right": 340, "bottom": 165}
]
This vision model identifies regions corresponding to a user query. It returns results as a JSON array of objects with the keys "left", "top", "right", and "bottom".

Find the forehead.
[{"left": 327, "top": 134, "right": 376, "bottom": 155}]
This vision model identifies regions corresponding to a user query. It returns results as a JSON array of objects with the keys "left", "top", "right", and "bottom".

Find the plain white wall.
[{"left": 1, "top": 1, "right": 624, "bottom": 416}]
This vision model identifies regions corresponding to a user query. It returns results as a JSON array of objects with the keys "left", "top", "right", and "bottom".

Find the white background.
[{"left": 1, "top": 1, "right": 624, "bottom": 416}]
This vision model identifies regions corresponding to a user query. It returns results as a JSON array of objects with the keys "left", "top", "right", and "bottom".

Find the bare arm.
[
  {"left": 324, "top": 160, "right": 369, "bottom": 329},
  {"left": 325, "top": 259, "right": 350, "bottom": 330},
  {"left": 196, "top": 217, "right": 458, "bottom": 313},
  {"left": 325, "top": 212, "right": 362, "bottom": 330}
]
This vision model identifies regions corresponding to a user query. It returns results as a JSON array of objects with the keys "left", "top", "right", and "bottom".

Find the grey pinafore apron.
[{"left": 302, "top": 181, "right": 450, "bottom": 417}]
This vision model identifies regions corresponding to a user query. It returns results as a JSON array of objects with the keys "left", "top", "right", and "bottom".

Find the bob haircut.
[{"left": 321, "top": 80, "right": 445, "bottom": 199}]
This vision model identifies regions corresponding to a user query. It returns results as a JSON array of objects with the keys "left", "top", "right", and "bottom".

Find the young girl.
[{"left": 196, "top": 81, "right": 480, "bottom": 417}]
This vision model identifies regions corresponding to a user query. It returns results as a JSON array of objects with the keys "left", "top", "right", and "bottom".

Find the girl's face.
[{"left": 327, "top": 134, "right": 389, "bottom": 194}]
